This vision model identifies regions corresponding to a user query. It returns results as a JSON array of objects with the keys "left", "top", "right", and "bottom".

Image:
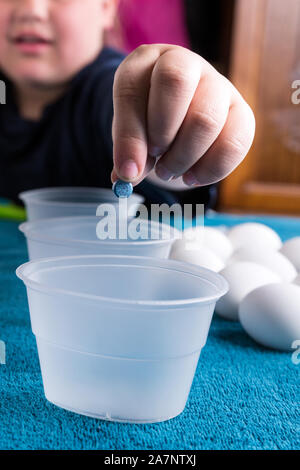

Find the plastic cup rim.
[
  {"left": 19, "top": 216, "right": 181, "bottom": 247},
  {"left": 19, "top": 186, "right": 145, "bottom": 208},
  {"left": 16, "top": 254, "right": 229, "bottom": 309}
]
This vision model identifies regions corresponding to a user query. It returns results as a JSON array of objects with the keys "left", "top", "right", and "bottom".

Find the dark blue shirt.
[{"left": 0, "top": 47, "right": 183, "bottom": 207}]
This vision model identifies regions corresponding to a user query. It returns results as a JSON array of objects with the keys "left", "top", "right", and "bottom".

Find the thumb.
[{"left": 111, "top": 155, "right": 157, "bottom": 186}]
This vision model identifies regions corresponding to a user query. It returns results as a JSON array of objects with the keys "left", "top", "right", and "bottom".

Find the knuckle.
[
  {"left": 216, "top": 105, "right": 256, "bottom": 161},
  {"left": 115, "top": 85, "right": 139, "bottom": 102},
  {"left": 134, "top": 44, "right": 152, "bottom": 56},
  {"left": 114, "top": 69, "right": 138, "bottom": 101},
  {"left": 118, "top": 133, "right": 146, "bottom": 149},
  {"left": 224, "top": 107, "right": 256, "bottom": 157},
  {"left": 190, "top": 109, "right": 221, "bottom": 135},
  {"left": 155, "top": 65, "right": 191, "bottom": 93},
  {"left": 120, "top": 44, "right": 151, "bottom": 66},
  {"left": 222, "top": 134, "right": 248, "bottom": 157},
  {"left": 148, "top": 129, "right": 172, "bottom": 149}
]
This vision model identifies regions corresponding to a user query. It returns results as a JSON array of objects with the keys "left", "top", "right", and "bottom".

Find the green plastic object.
[{"left": 0, "top": 199, "right": 26, "bottom": 221}]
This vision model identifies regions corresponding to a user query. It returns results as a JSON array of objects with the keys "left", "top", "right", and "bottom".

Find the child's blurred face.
[{"left": 0, "top": 0, "right": 117, "bottom": 87}]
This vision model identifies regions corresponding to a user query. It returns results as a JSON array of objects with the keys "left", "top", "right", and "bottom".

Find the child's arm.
[{"left": 110, "top": 44, "right": 255, "bottom": 189}]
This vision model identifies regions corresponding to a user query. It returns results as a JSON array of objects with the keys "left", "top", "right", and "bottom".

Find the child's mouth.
[{"left": 11, "top": 34, "right": 54, "bottom": 54}]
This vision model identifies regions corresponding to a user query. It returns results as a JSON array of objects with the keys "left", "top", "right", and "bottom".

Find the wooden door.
[{"left": 219, "top": 0, "right": 300, "bottom": 214}]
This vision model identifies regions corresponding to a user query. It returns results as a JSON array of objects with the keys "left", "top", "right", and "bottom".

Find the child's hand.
[{"left": 111, "top": 44, "right": 255, "bottom": 188}]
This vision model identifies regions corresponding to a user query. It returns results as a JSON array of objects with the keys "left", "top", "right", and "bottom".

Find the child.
[{"left": 0, "top": 0, "right": 255, "bottom": 207}]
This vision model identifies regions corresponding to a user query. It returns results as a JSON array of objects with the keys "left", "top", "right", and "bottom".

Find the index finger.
[{"left": 112, "top": 45, "right": 169, "bottom": 185}]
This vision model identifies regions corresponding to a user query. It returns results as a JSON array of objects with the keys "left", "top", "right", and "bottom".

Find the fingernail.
[
  {"left": 183, "top": 171, "right": 199, "bottom": 186},
  {"left": 155, "top": 163, "right": 174, "bottom": 181},
  {"left": 119, "top": 159, "right": 139, "bottom": 180}
]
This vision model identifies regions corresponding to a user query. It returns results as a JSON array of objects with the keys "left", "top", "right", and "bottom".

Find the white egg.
[
  {"left": 293, "top": 274, "right": 300, "bottom": 286},
  {"left": 239, "top": 283, "right": 300, "bottom": 351},
  {"left": 228, "top": 245, "right": 297, "bottom": 282},
  {"left": 215, "top": 261, "right": 281, "bottom": 321},
  {"left": 280, "top": 237, "right": 300, "bottom": 272},
  {"left": 227, "top": 223, "right": 282, "bottom": 251},
  {"left": 169, "top": 239, "right": 225, "bottom": 272},
  {"left": 183, "top": 226, "right": 233, "bottom": 261}
]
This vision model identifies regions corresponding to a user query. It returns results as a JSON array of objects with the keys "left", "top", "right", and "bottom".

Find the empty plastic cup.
[
  {"left": 19, "top": 187, "right": 145, "bottom": 221},
  {"left": 19, "top": 216, "right": 180, "bottom": 260},
  {"left": 16, "top": 255, "right": 228, "bottom": 423}
]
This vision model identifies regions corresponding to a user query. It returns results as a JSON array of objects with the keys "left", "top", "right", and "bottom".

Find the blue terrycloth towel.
[{"left": 0, "top": 212, "right": 299, "bottom": 450}]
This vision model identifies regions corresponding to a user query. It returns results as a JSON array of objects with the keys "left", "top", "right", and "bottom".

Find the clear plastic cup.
[
  {"left": 19, "top": 216, "right": 180, "bottom": 260},
  {"left": 19, "top": 187, "right": 145, "bottom": 221},
  {"left": 16, "top": 255, "right": 228, "bottom": 423}
]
